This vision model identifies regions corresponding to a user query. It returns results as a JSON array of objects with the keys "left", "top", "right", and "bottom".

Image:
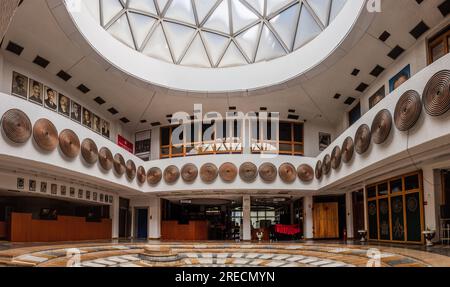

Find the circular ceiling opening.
[{"left": 83, "top": 0, "right": 348, "bottom": 68}]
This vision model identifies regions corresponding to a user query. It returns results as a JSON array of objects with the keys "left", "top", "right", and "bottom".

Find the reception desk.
[
  {"left": 10, "top": 212, "right": 112, "bottom": 242},
  {"left": 161, "top": 220, "right": 208, "bottom": 241}
]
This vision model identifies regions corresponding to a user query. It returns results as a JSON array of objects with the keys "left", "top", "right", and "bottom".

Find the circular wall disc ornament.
[
  {"left": 181, "top": 163, "right": 198, "bottom": 183},
  {"left": 322, "top": 154, "right": 331, "bottom": 175},
  {"left": 147, "top": 167, "right": 162, "bottom": 185},
  {"left": 394, "top": 90, "right": 422, "bottom": 131},
  {"left": 1, "top": 109, "right": 32, "bottom": 143},
  {"left": 58, "top": 129, "right": 80, "bottom": 158},
  {"left": 81, "top": 138, "right": 98, "bottom": 164},
  {"left": 371, "top": 109, "right": 392, "bottom": 144},
  {"left": 137, "top": 166, "right": 146, "bottom": 184},
  {"left": 331, "top": 146, "right": 342, "bottom": 170},
  {"left": 278, "top": 163, "right": 296, "bottom": 183},
  {"left": 239, "top": 162, "right": 258, "bottom": 183},
  {"left": 354, "top": 124, "right": 371, "bottom": 155},
  {"left": 98, "top": 147, "right": 113, "bottom": 171},
  {"left": 259, "top": 162, "right": 277, "bottom": 183},
  {"left": 422, "top": 70, "right": 450, "bottom": 116},
  {"left": 200, "top": 163, "right": 218, "bottom": 183},
  {"left": 164, "top": 165, "right": 180, "bottom": 184},
  {"left": 297, "top": 164, "right": 314, "bottom": 182},
  {"left": 341, "top": 137, "right": 354, "bottom": 163},
  {"left": 126, "top": 160, "right": 136, "bottom": 180},
  {"left": 219, "top": 162, "right": 238, "bottom": 182},
  {"left": 113, "top": 153, "right": 126, "bottom": 175},
  {"left": 33, "top": 118, "right": 58, "bottom": 151},
  {"left": 315, "top": 160, "right": 323, "bottom": 180}
]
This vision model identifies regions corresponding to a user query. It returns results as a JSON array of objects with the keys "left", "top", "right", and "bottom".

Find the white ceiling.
[{"left": 1, "top": 0, "right": 447, "bottom": 135}]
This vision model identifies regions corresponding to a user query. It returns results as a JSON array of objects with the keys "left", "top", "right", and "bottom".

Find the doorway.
[
  {"left": 119, "top": 198, "right": 131, "bottom": 239},
  {"left": 135, "top": 208, "right": 148, "bottom": 239},
  {"left": 352, "top": 190, "right": 365, "bottom": 237},
  {"left": 313, "top": 195, "right": 346, "bottom": 239}
]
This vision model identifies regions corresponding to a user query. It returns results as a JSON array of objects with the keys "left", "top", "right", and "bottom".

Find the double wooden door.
[{"left": 313, "top": 203, "right": 339, "bottom": 239}]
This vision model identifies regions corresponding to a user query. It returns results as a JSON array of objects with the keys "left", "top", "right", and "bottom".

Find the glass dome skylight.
[{"left": 84, "top": 0, "right": 347, "bottom": 68}]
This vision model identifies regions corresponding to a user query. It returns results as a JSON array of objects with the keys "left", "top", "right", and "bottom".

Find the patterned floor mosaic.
[{"left": 1, "top": 242, "right": 449, "bottom": 267}]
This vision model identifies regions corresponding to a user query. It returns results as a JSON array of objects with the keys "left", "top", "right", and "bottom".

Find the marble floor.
[{"left": 1, "top": 241, "right": 450, "bottom": 267}]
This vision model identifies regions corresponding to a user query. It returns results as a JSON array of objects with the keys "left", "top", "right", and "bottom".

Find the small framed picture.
[
  {"left": 101, "top": 119, "right": 110, "bottom": 138},
  {"left": 29, "top": 180, "right": 36, "bottom": 191},
  {"left": 70, "top": 187, "right": 75, "bottom": 197},
  {"left": 82, "top": 107, "right": 92, "bottom": 129},
  {"left": 109, "top": 195, "right": 113, "bottom": 203},
  {"left": 60, "top": 185, "right": 67, "bottom": 196},
  {"left": 29, "top": 79, "right": 44, "bottom": 105},
  {"left": 86, "top": 190, "right": 91, "bottom": 200},
  {"left": 319, "top": 132, "right": 331, "bottom": 151},
  {"left": 51, "top": 184, "right": 58, "bottom": 195},
  {"left": 71, "top": 101, "right": 82, "bottom": 123},
  {"left": 100, "top": 194, "right": 104, "bottom": 202},
  {"left": 44, "top": 86, "right": 58, "bottom": 111},
  {"left": 389, "top": 65, "right": 411, "bottom": 92},
  {"left": 369, "top": 86, "right": 386, "bottom": 109},
  {"left": 11, "top": 71, "right": 28, "bottom": 99},
  {"left": 92, "top": 114, "right": 101, "bottom": 134},
  {"left": 17, "top": 178, "right": 25, "bottom": 190},
  {"left": 78, "top": 189, "right": 83, "bottom": 199},
  {"left": 93, "top": 192, "right": 98, "bottom": 201},
  {"left": 58, "top": 94, "right": 71, "bottom": 117},
  {"left": 40, "top": 182, "right": 47, "bottom": 193}
]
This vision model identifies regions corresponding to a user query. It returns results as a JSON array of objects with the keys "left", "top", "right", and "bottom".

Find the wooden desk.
[
  {"left": 161, "top": 220, "right": 208, "bottom": 241},
  {"left": 10, "top": 213, "right": 112, "bottom": 242}
]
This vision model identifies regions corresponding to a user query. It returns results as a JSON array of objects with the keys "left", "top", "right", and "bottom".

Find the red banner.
[{"left": 117, "top": 135, "right": 133, "bottom": 153}]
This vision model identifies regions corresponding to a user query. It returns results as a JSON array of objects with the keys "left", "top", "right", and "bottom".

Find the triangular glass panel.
[
  {"left": 244, "top": 0, "right": 265, "bottom": 16},
  {"left": 128, "top": 12, "right": 157, "bottom": 48},
  {"left": 218, "top": 41, "right": 248, "bottom": 67},
  {"left": 294, "top": 4, "right": 322, "bottom": 49},
  {"left": 163, "top": 21, "right": 196, "bottom": 62},
  {"left": 231, "top": 0, "right": 259, "bottom": 33},
  {"left": 255, "top": 24, "right": 286, "bottom": 62},
  {"left": 181, "top": 33, "right": 211, "bottom": 67},
  {"left": 107, "top": 14, "right": 135, "bottom": 48},
  {"left": 84, "top": 0, "right": 100, "bottom": 23},
  {"left": 101, "top": 0, "right": 124, "bottom": 26},
  {"left": 269, "top": 3, "right": 300, "bottom": 50},
  {"left": 202, "top": 31, "right": 230, "bottom": 66},
  {"left": 142, "top": 23, "right": 173, "bottom": 63},
  {"left": 203, "top": 0, "right": 230, "bottom": 34},
  {"left": 235, "top": 22, "right": 261, "bottom": 61},
  {"left": 156, "top": 0, "right": 169, "bottom": 13},
  {"left": 165, "top": 0, "right": 196, "bottom": 25},
  {"left": 194, "top": 0, "right": 218, "bottom": 24},
  {"left": 127, "top": 0, "right": 157, "bottom": 14},
  {"left": 306, "top": 0, "right": 332, "bottom": 26},
  {"left": 266, "top": 0, "right": 294, "bottom": 16},
  {"left": 329, "top": 0, "right": 346, "bottom": 23}
]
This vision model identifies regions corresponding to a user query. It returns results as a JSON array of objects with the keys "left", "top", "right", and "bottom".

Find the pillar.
[
  {"left": 110, "top": 194, "right": 120, "bottom": 239},
  {"left": 422, "top": 166, "right": 441, "bottom": 239},
  {"left": 345, "top": 191, "right": 354, "bottom": 239},
  {"left": 363, "top": 185, "right": 368, "bottom": 231},
  {"left": 242, "top": 195, "right": 251, "bottom": 241},
  {"left": 304, "top": 195, "right": 313, "bottom": 239},
  {"left": 130, "top": 206, "right": 135, "bottom": 239},
  {"left": 149, "top": 197, "right": 161, "bottom": 239}
]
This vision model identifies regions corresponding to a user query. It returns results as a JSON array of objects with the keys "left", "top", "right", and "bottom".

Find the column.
[
  {"left": 242, "top": 195, "right": 251, "bottom": 241},
  {"left": 363, "top": 185, "right": 368, "bottom": 231},
  {"left": 110, "top": 194, "right": 120, "bottom": 239},
  {"left": 345, "top": 192, "right": 354, "bottom": 239},
  {"left": 149, "top": 197, "right": 161, "bottom": 240},
  {"left": 130, "top": 206, "right": 135, "bottom": 239},
  {"left": 422, "top": 166, "right": 441, "bottom": 239},
  {"left": 303, "top": 195, "right": 313, "bottom": 239}
]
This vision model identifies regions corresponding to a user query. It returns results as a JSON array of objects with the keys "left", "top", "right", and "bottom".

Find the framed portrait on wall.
[
  {"left": 82, "top": 107, "right": 92, "bottom": 128},
  {"left": 44, "top": 86, "right": 58, "bottom": 111},
  {"left": 17, "top": 178, "right": 24, "bottom": 190},
  {"left": 78, "top": 189, "right": 83, "bottom": 199},
  {"left": 100, "top": 194, "right": 104, "bottom": 202},
  {"left": 86, "top": 190, "right": 91, "bottom": 200},
  {"left": 58, "top": 94, "right": 71, "bottom": 117},
  {"left": 29, "top": 79, "right": 44, "bottom": 105},
  {"left": 101, "top": 119, "right": 110, "bottom": 138},
  {"left": 319, "top": 132, "right": 331, "bottom": 151},
  {"left": 71, "top": 101, "right": 82, "bottom": 123},
  {"left": 29, "top": 180, "right": 36, "bottom": 191},
  {"left": 93, "top": 192, "right": 98, "bottom": 201},
  {"left": 60, "top": 185, "right": 67, "bottom": 196},
  {"left": 92, "top": 114, "right": 101, "bottom": 133},
  {"left": 109, "top": 195, "right": 113, "bottom": 203},
  {"left": 11, "top": 71, "right": 28, "bottom": 99},
  {"left": 51, "top": 184, "right": 57, "bottom": 195},
  {"left": 40, "top": 182, "right": 47, "bottom": 193},
  {"left": 70, "top": 187, "right": 75, "bottom": 197},
  {"left": 369, "top": 86, "right": 386, "bottom": 109},
  {"left": 389, "top": 65, "right": 411, "bottom": 92}
]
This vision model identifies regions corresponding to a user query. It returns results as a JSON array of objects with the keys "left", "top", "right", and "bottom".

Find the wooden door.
[{"left": 313, "top": 203, "right": 339, "bottom": 239}]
